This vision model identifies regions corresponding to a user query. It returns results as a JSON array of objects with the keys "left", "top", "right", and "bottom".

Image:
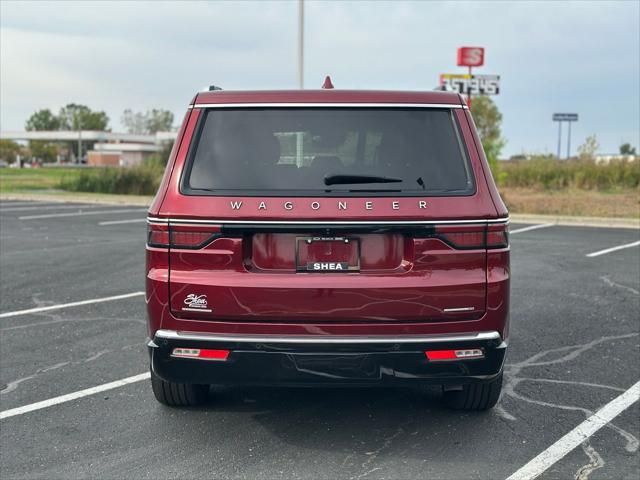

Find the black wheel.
[
  {"left": 442, "top": 372, "right": 503, "bottom": 411},
  {"left": 150, "top": 370, "right": 209, "bottom": 407}
]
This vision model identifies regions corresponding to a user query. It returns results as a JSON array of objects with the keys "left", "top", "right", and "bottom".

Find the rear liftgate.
[{"left": 148, "top": 219, "right": 508, "bottom": 324}]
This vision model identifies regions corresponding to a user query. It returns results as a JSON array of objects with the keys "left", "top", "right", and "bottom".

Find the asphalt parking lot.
[{"left": 0, "top": 200, "right": 638, "bottom": 480}]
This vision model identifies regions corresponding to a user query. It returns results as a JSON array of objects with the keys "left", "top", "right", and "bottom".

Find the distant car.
[
  {"left": 0, "top": 160, "right": 8, "bottom": 168},
  {"left": 146, "top": 85, "right": 510, "bottom": 410}
]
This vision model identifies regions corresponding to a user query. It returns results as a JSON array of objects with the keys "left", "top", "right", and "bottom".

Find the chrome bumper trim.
[{"left": 154, "top": 329, "right": 501, "bottom": 345}]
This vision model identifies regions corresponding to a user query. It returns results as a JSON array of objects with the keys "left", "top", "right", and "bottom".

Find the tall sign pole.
[
  {"left": 552, "top": 113, "right": 578, "bottom": 159},
  {"left": 467, "top": 65, "right": 472, "bottom": 109},
  {"left": 557, "top": 121, "right": 562, "bottom": 160}
]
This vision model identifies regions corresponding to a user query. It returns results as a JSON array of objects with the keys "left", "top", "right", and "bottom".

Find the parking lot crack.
[
  {"left": 0, "top": 374, "right": 36, "bottom": 395},
  {"left": 600, "top": 276, "right": 639, "bottom": 296},
  {"left": 354, "top": 423, "right": 408, "bottom": 479},
  {"left": 576, "top": 441, "right": 604, "bottom": 480},
  {"left": 499, "top": 333, "right": 639, "bottom": 479},
  {"left": 1, "top": 361, "right": 68, "bottom": 395}
]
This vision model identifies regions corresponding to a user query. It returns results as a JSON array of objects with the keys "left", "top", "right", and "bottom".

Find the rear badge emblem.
[{"left": 182, "top": 294, "right": 212, "bottom": 312}]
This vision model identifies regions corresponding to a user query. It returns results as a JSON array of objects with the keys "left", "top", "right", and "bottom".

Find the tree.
[
  {"left": 30, "top": 142, "right": 59, "bottom": 163},
  {"left": 121, "top": 109, "right": 147, "bottom": 134},
  {"left": 470, "top": 96, "right": 505, "bottom": 172},
  {"left": 619, "top": 143, "right": 637, "bottom": 155},
  {"left": 577, "top": 135, "right": 599, "bottom": 160},
  {"left": 25, "top": 109, "right": 61, "bottom": 131},
  {"left": 146, "top": 109, "right": 174, "bottom": 133},
  {"left": 122, "top": 109, "right": 174, "bottom": 134},
  {"left": 0, "top": 139, "right": 22, "bottom": 164},
  {"left": 25, "top": 110, "right": 62, "bottom": 163},
  {"left": 56, "top": 104, "right": 109, "bottom": 161},
  {"left": 58, "top": 104, "right": 109, "bottom": 131}
]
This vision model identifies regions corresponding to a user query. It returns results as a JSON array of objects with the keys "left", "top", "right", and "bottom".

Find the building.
[
  {"left": 0, "top": 130, "right": 177, "bottom": 166},
  {"left": 594, "top": 154, "right": 638, "bottom": 164},
  {"left": 87, "top": 142, "right": 163, "bottom": 166}
]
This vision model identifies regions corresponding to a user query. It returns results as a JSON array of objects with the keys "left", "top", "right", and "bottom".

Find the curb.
[
  {"left": 510, "top": 213, "right": 639, "bottom": 229},
  {"left": 0, "top": 193, "right": 152, "bottom": 207}
]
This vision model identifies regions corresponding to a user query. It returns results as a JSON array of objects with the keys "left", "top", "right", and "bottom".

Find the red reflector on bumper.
[
  {"left": 425, "top": 350, "right": 457, "bottom": 360},
  {"left": 172, "top": 348, "right": 230, "bottom": 361},
  {"left": 425, "top": 349, "right": 484, "bottom": 360}
]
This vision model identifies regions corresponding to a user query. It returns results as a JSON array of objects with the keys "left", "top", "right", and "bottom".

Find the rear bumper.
[{"left": 149, "top": 330, "right": 506, "bottom": 386}]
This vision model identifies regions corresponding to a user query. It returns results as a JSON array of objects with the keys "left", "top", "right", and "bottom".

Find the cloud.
[{"left": 1, "top": 0, "right": 638, "bottom": 155}]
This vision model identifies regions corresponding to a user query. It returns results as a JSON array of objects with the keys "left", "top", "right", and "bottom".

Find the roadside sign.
[
  {"left": 457, "top": 47, "right": 485, "bottom": 67},
  {"left": 552, "top": 113, "right": 578, "bottom": 122},
  {"left": 552, "top": 113, "right": 579, "bottom": 159},
  {"left": 440, "top": 74, "right": 500, "bottom": 95}
]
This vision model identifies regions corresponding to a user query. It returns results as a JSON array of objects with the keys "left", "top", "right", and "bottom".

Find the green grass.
[
  {"left": 0, "top": 167, "right": 82, "bottom": 193},
  {"left": 60, "top": 165, "right": 163, "bottom": 195},
  {"left": 497, "top": 157, "right": 639, "bottom": 190},
  {"left": 0, "top": 165, "right": 163, "bottom": 196}
]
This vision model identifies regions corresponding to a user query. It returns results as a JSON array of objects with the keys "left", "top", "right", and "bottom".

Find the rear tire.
[
  {"left": 150, "top": 370, "right": 208, "bottom": 407},
  {"left": 442, "top": 372, "right": 503, "bottom": 411}
]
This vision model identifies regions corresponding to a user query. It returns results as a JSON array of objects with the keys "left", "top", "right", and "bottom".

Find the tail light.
[
  {"left": 435, "top": 223, "right": 509, "bottom": 250},
  {"left": 425, "top": 349, "right": 484, "bottom": 361},
  {"left": 147, "top": 223, "right": 222, "bottom": 249},
  {"left": 486, "top": 223, "right": 509, "bottom": 248},
  {"left": 171, "top": 348, "right": 230, "bottom": 361},
  {"left": 147, "top": 223, "right": 170, "bottom": 248}
]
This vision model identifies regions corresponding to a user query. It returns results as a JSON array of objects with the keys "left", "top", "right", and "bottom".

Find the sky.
[{"left": 1, "top": 0, "right": 639, "bottom": 157}]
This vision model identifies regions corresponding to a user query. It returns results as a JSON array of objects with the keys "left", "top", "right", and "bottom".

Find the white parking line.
[
  {"left": 506, "top": 380, "right": 640, "bottom": 480},
  {"left": 0, "top": 291, "right": 145, "bottom": 318},
  {"left": 19, "top": 208, "right": 147, "bottom": 220},
  {"left": 0, "top": 372, "right": 150, "bottom": 420},
  {"left": 0, "top": 201, "right": 62, "bottom": 207},
  {"left": 510, "top": 224, "right": 553, "bottom": 234},
  {"left": 0, "top": 204, "right": 102, "bottom": 212},
  {"left": 586, "top": 240, "right": 640, "bottom": 258},
  {"left": 99, "top": 218, "right": 147, "bottom": 226}
]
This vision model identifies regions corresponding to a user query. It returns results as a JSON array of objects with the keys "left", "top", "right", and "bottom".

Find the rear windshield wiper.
[{"left": 324, "top": 174, "right": 403, "bottom": 186}]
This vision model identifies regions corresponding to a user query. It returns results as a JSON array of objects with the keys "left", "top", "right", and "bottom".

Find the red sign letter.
[{"left": 457, "top": 47, "right": 484, "bottom": 67}]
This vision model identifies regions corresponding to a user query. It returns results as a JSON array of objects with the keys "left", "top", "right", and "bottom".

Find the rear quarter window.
[{"left": 182, "top": 107, "right": 475, "bottom": 197}]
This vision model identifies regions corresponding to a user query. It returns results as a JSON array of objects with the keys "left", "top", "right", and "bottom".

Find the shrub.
[
  {"left": 60, "top": 165, "right": 163, "bottom": 195},
  {"left": 497, "top": 156, "right": 639, "bottom": 191}
]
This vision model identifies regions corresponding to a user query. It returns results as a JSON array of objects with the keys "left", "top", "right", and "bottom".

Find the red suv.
[{"left": 146, "top": 86, "right": 510, "bottom": 411}]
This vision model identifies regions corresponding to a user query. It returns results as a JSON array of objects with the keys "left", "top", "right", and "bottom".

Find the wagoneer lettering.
[
  {"left": 227, "top": 199, "right": 429, "bottom": 212},
  {"left": 146, "top": 87, "right": 510, "bottom": 410}
]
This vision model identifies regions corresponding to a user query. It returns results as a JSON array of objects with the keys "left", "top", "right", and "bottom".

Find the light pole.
[
  {"left": 295, "top": 0, "right": 304, "bottom": 166},
  {"left": 77, "top": 129, "right": 82, "bottom": 164},
  {"left": 297, "top": 0, "right": 304, "bottom": 89}
]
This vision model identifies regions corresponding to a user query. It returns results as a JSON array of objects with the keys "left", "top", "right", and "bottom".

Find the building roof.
[
  {"left": 193, "top": 89, "right": 464, "bottom": 106},
  {"left": 93, "top": 142, "right": 162, "bottom": 152},
  {"left": 0, "top": 131, "right": 177, "bottom": 144}
]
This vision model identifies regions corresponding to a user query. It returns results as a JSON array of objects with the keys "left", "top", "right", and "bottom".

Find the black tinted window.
[{"left": 184, "top": 108, "right": 474, "bottom": 196}]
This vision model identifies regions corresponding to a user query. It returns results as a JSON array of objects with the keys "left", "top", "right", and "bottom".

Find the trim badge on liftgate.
[
  {"left": 182, "top": 294, "right": 212, "bottom": 313},
  {"left": 229, "top": 200, "right": 428, "bottom": 211}
]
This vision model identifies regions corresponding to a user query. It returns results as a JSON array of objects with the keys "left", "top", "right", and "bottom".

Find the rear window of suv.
[{"left": 182, "top": 108, "right": 475, "bottom": 196}]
